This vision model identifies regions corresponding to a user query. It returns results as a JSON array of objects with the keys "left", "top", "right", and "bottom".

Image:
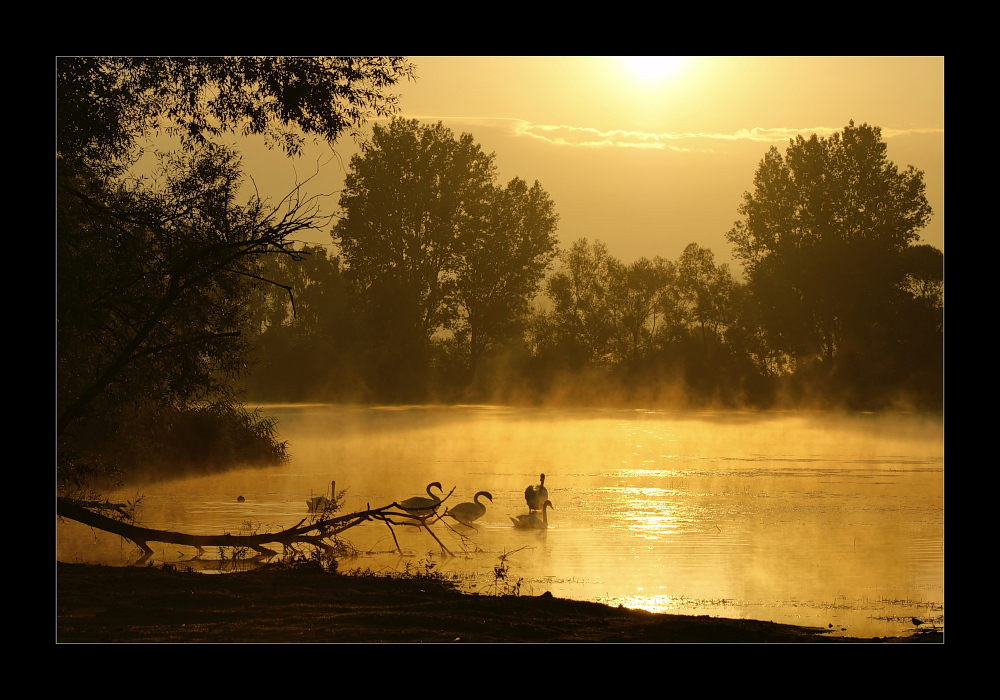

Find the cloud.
[
  {"left": 393, "top": 114, "right": 943, "bottom": 151},
  {"left": 514, "top": 123, "right": 701, "bottom": 151}
]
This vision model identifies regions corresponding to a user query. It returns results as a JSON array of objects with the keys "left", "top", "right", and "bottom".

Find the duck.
[
  {"left": 525, "top": 473, "right": 549, "bottom": 513},
  {"left": 444, "top": 491, "right": 493, "bottom": 529},
  {"left": 399, "top": 482, "right": 444, "bottom": 516},
  {"left": 510, "top": 499, "right": 553, "bottom": 529}
]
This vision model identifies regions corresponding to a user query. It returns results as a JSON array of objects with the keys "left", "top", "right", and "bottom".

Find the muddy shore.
[{"left": 56, "top": 563, "right": 942, "bottom": 643}]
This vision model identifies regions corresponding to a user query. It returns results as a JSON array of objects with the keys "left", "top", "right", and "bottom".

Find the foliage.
[
  {"left": 675, "top": 243, "right": 737, "bottom": 349},
  {"left": 332, "top": 118, "right": 559, "bottom": 398},
  {"left": 231, "top": 117, "right": 940, "bottom": 410},
  {"left": 58, "top": 145, "right": 317, "bottom": 436},
  {"left": 334, "top": 119, "right": 495, "bottom": 324},
  {"left": 725, "top": 121, "right": 940, "bottom": 407},
  {"left": 243, "top": 244, "right": 366, "bottom": 402},
  {"left": 900, "top": 244, "right": 944, "bottom": 310},
  {"left": 58, "top": 57, "right": 416, "bottom": 173},
  {"left": 342, "top": 561, "right": 446, "bottom": 581},
  {"left": 544, "top": 238, "right": 616, "bottom": 366},
  {"left": 726, "top": 121, "right": 932, "bottom": 358},
  {"left": 452, "top": 177, "right": 559, "bottom": 373},
  {"left": 57, "top": 57, "right": 415, "bottom": 483},
  {"left": 545, "top": 240, "right": 687, "bottom": 371},
  {"left": 148, "top": 403, "right": 288, "bottom": 470},
  {"left": 606, "top": 255, "right": 677, "bottom": 369}
]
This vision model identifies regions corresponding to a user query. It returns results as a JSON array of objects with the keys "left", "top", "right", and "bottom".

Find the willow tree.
[{"left": 58, "top": 57, "right": 416, "bottom": 486}]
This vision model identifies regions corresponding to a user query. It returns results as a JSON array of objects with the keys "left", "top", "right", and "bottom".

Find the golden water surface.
[{"left": 58, "top": 405, "right": 944, "bottom": 638}]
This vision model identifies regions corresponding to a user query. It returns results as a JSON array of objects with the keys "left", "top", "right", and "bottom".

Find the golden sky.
[{"left": 252, "top": 56, "right": 944, "bottom": 271}]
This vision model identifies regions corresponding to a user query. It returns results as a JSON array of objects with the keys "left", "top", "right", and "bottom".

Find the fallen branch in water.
[{"left": 57, "top": 487, "right": 458, "bottom": 563}]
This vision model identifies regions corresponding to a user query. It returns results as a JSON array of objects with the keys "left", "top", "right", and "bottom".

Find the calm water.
[{"left": 58, "top": 405, "right": 944, "bottom": 638}]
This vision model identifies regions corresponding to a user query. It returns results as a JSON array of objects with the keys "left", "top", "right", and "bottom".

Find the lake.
[{"left": 57, "top": 404, "right": 944, "bottom": 638}]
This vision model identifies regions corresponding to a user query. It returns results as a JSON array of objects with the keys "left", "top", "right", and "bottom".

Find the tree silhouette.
[
  {"left": 333, "top": 119, "right": 558, "bottom": 397},
  {"left": 452, "top": 177, "right": 559, "bottom": 375},
  {"left": 605, "top": 256, "right": 676, "bottom": 370},
  {"left": 676, "top": 243, "right": 736, "bottom": 351},
  {"left": 58, "top": 146, "right": 321, "bottom": 438},
  {"left": 545, "top": 238, "right": 616, "bottom": 367},
  {"left": 58, "top": 57, "right": 415, "bottom": 172},
  {"left": 243, "top": 245, "right": 364, "bottom": 402},
  {"left": 726, "top": 121, "right": 938, "bottom": 406},
  {"left": 58, "top": 57, "right": 415, "bottom": 483}
]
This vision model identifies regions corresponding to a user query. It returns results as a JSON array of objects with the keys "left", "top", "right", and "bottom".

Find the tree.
[
  {"left": 545, "top": 240, "right": 682, "bottom": 371},
  {"left": 58, "top": 57, "right": 415, "bottom": 172},
  {"left": 901, "top": 244, "right": 944, "bottom": 311},
  {"left": 243, "top": 244, "right": 364, "bottom": 403},
  {"left": 332, "top": 118, "right": 558, "bottom": 397},
  {"left": 58, "top": 57, "right": 415, "bottom": 483},
  {"left": 605, "top": 256, "right": 676, "bottom": 369},
  {"left": 334, "top": 119, "right": 495, "bottom": 329},
  {"left": 545, "top": 238, "right": 616, "bottom": 367},
  {"left": 452, "top": 177, "right": 559, "bottom": 375},
  {"left": 725, "top": 121, "right": 937, "bottom": 404},
  {"left": 676, "top": 243, "right": 737, "bottom": 350},
  {"left": 58, "top": 146, "right": 317, "bottom": 437}
]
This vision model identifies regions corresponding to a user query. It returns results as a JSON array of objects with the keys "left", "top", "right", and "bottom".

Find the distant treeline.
[{"left": 245, "top": 122, "right": 942, "bottom": 411}]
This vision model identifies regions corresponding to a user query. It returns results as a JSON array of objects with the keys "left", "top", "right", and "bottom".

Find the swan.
[
  {"left": 307, "top": 495, "right": 330, "bottom": 512},
  {"left": 524, "top": 473, "right": 549, "bottom": 513},
  {"left": 307, "top": 481, "right": 336, "bottom": 512},
  {"left": 444, "top": 491, "right": 493, "bottom": 528},
  {"left": 510, "top": 500, "right": 553, "bottom": 529},
  {"left": 399, "top": 482, "right": 444, "bottom": 516}
]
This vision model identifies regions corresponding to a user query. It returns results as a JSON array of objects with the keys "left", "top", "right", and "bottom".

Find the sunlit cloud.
[
  {"left": 393, "top": 114, "right": 943, "bottom": 151},
  {"left": 515, "top": 123, "right": 702, "bottom": 151}
]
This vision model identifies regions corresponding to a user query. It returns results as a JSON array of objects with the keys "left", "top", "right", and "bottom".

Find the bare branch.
[{"left": 58, "top": 486, "right": 463, "bottom": 562}]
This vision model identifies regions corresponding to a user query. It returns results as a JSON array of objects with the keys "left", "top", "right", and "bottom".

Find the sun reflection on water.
[{"left": 605, "top": 486, "right": 681, "bottom": 539}]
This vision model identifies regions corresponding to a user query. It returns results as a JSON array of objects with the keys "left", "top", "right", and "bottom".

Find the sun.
[{"left": 621, "top": 56, "right": 686, "bottom": 85}]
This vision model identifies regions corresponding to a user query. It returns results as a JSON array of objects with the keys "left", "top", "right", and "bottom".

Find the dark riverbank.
[{"left": 56, "top": 563, "right": 941, "bottom": 643}]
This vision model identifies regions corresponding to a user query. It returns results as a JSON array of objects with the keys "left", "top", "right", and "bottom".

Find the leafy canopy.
[
  {"left": 58, "top": 56, "right": 417, "bottom": 172},
  {"left": 727, "top": 120, "right": 932, "bottom": 275},
  {"left": 333, "top": 118, "right": 560, "bottom": 386},
  {"left": 724, "top": 121, "right": 939, "bottom": 401}
]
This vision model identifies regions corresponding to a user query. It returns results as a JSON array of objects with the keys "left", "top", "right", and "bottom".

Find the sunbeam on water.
[{"left": 57, "top": 405, "right": 943, "bottom": 638}]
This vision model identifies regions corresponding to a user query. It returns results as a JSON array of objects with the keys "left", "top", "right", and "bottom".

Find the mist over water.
[{"left": 58, "top": 405, "right": 943, "bottom": 638}]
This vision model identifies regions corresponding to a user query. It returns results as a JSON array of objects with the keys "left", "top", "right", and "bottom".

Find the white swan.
[
  {"left": 525, "top": 473, "right": 549, "bottom": 513},
  {"left": 445, "top": 491, "right": 493, "bottom": 528},
  {"left": 510, "top": 500, "right": 553, "bottom": 529},
  {"left": 399, "top": 482, "right": 444, "bottom": 516}
]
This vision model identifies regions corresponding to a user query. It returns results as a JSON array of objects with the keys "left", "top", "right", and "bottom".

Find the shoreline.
[{"left": 56, "top": 563, "right": 942, "bottom": 643}]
